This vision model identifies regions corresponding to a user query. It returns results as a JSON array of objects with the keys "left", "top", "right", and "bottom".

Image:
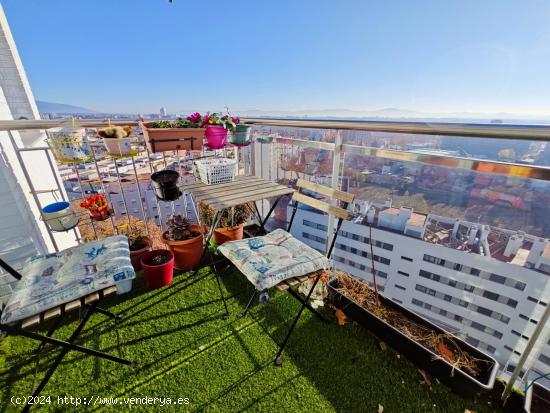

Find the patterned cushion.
[
  {"left": 1, "top": 236, "right": 135, "bottom": 325},
  {"left": 218, "top": 228, "right": 330, "bottom": 290}
]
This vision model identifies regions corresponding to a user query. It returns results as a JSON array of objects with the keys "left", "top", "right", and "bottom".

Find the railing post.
[
  {"left": 502, "top": 302, "right": 550, "bottom": 402},
  {"left": 326, "top": 130, "right": 342, "bottom": 255}
]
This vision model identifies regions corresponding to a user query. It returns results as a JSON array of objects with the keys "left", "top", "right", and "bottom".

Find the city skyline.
[{"left": 3, "top": 1, "right": 550, "bottom": 117}]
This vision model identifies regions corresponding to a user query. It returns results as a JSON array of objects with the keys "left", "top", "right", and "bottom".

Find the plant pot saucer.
[{"left": 107, "top": 148, "right": 139, "bottom": 159}]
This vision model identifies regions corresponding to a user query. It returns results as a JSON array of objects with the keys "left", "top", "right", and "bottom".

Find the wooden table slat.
[
  {"left": 211, "top": 187, "right": 295, "bottom": 210},
  {"left": 191, "top": 180, "right": 281, "bottom": 200},
  {"left": 183, "top": 175, "right": 295, "bottom": 211},
  {"left": 194, "top": 182, "right": 286, "bottom": 204}
]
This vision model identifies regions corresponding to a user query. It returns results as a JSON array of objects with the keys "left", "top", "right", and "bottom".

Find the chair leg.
[
  {"left": 208, "top": 249, "right": 230, "bottom": 319},
  {"left": 90, "top": 305, "right": 122, "bottom": 321},
  {"left": 21, "top": 302, "right": 132, "bottom": 412},
  {"left": 240, "top": 291, "right": 258, "bottom": 318},
  {"left": 286, "top": 287, "right": 329, "bottom": 323},
  {"left": 274, "top": 275, "right": 323, "bottom": 366}
]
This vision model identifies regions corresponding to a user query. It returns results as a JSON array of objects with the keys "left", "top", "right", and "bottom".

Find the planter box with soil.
[
  {"left": 328, "top": 274, "right": 499, "bottom": 397},
  {"left": 525, "top": 382, "right": 550, "bottom": 413},
  {"left": 141, "top": 121, "right": 204, "bottom": 153}
]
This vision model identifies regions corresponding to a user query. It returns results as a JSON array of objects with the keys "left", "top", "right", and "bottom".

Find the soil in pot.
[
  {"left": 332, "top": 272, "right": 492, "bottom": 382},
  {"left": 129, "top": 237, "right": 152, "bottom": 271},
  {"left": 162, "top": 224, "right": 204, "bottom": 270},
  {"left": 141, "top": 249, "right": 174, "bottom": 289},
  {"left": 213, "top": 223, "right": 244, "bottom": 245},
  {"left": 151, "top": 170, "right": 181, "bottom": 201}
]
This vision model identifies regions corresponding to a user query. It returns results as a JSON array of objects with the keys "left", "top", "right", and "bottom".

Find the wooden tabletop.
[{"left": 182, "top": 175, "right": 295, "bottom": 210}]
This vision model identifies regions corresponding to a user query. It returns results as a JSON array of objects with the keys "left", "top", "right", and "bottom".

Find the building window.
[
  {"left": 489, "top": 273, "right": 506, "bottom": 284},
  {"left": 401, "top": 256, "right": 413, "bottom": 262},
  {"left": 395, "top": 284, "right": 406, "bottom": 291},
  {"left": 397, "top": 270, "right": 409, "bottom": 277},
  {"left": 454, "top": 263, "right": 463, "bottom": 271},
  {"left": 483, "top": 291, "right": 499, "bottom": 301},
  {"left": 470, "top": 268, "right": 480, "bottom": 276}
]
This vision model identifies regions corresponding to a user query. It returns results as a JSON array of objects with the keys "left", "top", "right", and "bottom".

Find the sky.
[{"left": 3, "top": 0, "right": 550, "bottom": 116}]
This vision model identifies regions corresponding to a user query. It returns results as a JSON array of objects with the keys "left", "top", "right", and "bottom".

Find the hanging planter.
[
  {"left": 80, "top": 194, "right": 112, "bottom": 221},
  {"left": 140, "top": 120, "right": 204, "bottom": 153},
  {"left": 46, "top": 127, "right": 90, "bottom": 163},
  {"left": 98, "top": 125, "right": 135, "bottom": 156},
  {"left": 141, "top": 249, "right": 174, "bottom": 289},
  {"left": 328, "top": 274, "right": 498, "bottom": 398},
  {"left": 151, "top": 170, "right": 181, "bottom": 201},
  {"left": 161, "top": 215, "right": 204, "bottom": 270},
  {"left": 41, "top": 201, "right": 79, "bottom": 232},
  {"left": 230, "top": 124, "right": 252, "bottom": 146}
]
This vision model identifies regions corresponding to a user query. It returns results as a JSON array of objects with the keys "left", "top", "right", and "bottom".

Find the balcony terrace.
[{"left": 1, "top": 118, "right": 550, "bottom": 412}]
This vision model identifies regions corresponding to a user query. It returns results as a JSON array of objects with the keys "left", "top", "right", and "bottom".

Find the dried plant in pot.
[
  {"left": 161, "top": 215, "right": 204, "bottom": 270},
  {"left": 98, "top": 125, "right": 134, "bottom": 156},
  {"left": 198, "top": 202, "right": 252, "bottom": 245},
  {"left": 327, "top": 272, "right": 499, "bottom": 397},
  {"left": 117, "top": 223, "right": 152, "bottom": 271}
]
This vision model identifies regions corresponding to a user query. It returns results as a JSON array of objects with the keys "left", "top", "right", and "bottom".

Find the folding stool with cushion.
[{"left": 219, "top": 179, "right": 355, "bottom": 365}]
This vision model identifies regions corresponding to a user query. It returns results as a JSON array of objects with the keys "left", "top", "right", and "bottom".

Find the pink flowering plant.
[
  {"left": 149, "top": 112, "right": 240, "bottom": 131},
  {"left": 196, "top": 112, "right": 239, "bottom": 132}
]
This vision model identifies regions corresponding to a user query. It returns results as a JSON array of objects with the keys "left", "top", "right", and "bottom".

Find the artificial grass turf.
[{"left": 0, "top": 268, "right": 505, "bottom": 413}]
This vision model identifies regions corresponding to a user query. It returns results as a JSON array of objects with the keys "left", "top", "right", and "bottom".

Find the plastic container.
[
  {"left": 204, "top": 125, "right": 228, "bottom": 149},
  {"left": 194, "top": 157, "right": 237, "bottom": 185},
  {"left": 103, "top": 137, "right": 134, "bottom": 156},
  {"left": 230, "top": 124, "right": 252, "bottom": 146},
  {"left": 141, "top": 249, "right": 175, "bottom": 289},
  {"left": 42, "top": 201, "right": 79, "bottom": 231}
]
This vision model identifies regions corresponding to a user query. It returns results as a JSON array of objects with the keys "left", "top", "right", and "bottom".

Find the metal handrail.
[
  {"left": 1, "top": 117, "right": 550, "bottom": 141},
  {"left": 242, "top": 117, "right": 550, "bottom": 141}
]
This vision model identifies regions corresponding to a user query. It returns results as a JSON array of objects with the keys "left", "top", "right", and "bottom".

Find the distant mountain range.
[
  {"left": 36, "top": 100, "right": 96, "bottom": 114},
  {"left": 35, "top": 100, "right": 550, "bottom": 123}
]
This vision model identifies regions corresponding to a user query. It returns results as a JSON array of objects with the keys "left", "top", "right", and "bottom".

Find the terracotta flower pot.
[
  {"left": 129, "top": 236, "right": 152, "bottom": 271},
  {"left": 214, "top": 223, "right": 244, "bottom": 245},
  {"left": 162, "top": 224, "right": 204, "bottom": 270},
  {"left": 141, "top": 121, "right": 204, "bottom": 153}
]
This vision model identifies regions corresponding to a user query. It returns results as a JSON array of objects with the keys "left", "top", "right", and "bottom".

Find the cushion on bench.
[
  {"left": 218, "top": 228, "right": 330, "bottom": 290},
  {"left": 1, "top": 235, "right": 135, "bottom": 325}
]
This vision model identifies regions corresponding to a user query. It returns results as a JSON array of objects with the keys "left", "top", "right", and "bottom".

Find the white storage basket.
[{"left": 194, "top": 157, "right": 237, "bottom": 185}]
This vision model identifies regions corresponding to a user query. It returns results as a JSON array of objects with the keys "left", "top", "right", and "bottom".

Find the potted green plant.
[
  {"left": 200, "top": 113, "right": 239, "bottom": 149},
  {"left": 98, "top": 125, "right": 134, "bottom": 156},
  {"left": 140, "top": 116, "right": 205, "bottom": 153},
  {"left": 198, "top": 202, "right": 252, "bottom": 245},
  {"left": 161, "top": 215, "right": 204, "bottom": 270},
  {"left": 117, "top": 223, "right": 152, "bottom": 271}
]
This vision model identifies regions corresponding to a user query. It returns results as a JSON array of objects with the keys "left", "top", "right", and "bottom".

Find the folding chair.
[
  {"left": 0, "top": 235, "right": 136, "bottom": 412},
  {"left": 218, "top": 179, "right": 355, "bottom": 365}
]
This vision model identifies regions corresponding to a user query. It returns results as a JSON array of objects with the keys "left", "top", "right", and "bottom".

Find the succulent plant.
[
  {"left": 165, "top": 215, "right": 199, "bottom": 241},
  {"left": 97, "top": 126, "right": 132, "bottom": 139}
]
